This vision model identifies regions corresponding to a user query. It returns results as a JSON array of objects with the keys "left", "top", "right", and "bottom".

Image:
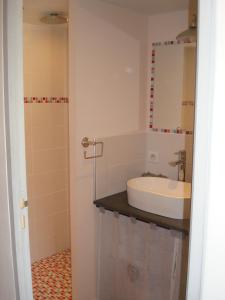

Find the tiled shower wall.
[
  {"left": 23, "top": 24, "right": 68, "bottom": 97},
  {"left": 24, "top": 23, "right": 70, "bottom": 262}
]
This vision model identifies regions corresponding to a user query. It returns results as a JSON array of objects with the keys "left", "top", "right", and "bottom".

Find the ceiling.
[
  {"left": 23, "top": 0, "right": 188, "bottom": 24},
  {"left": 23, "top": 0, "right": 68, "bottom": 24},
  {"left": 99, "top": 0, "right": 189, "bottom": 15}
]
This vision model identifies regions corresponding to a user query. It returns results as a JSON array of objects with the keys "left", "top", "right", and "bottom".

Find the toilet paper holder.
[{"left": 81, "top": 137, "right": 104, "bottom": 160}]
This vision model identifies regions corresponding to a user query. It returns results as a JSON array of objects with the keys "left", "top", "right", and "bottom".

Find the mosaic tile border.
[
  {"left": 149, "top": 40, "right": 194, "bottom": 135},
  {"left": 24, "top": 97, "right": 69, "bottom": 103},
  {"left": 182, "top": 101, "right": 195, "bottom": 106}
]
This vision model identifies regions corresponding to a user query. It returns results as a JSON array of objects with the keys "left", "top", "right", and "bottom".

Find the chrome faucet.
[{"left": 169, "top": 150, "right": 186, "bottom": 181}]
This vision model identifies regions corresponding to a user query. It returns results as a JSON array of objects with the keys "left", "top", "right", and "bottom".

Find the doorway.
[
  {"left": 3, "top": 1, "right": 224, "bottom": 299},
  {"left": 23, "top": 1, "right": 71, "bottom": 298}
]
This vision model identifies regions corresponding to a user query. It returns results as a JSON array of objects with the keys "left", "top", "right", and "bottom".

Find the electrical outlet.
[{"left": 148, "top": 151, "right": 159, "bottom": 163}]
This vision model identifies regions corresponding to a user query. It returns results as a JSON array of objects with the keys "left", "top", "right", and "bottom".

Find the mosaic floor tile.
[{"left": 32, "top": 249, "right": 72, "bottom": 300}]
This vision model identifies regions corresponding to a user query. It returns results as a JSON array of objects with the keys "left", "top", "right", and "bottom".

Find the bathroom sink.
[{"left": 127, "top": 177, "right": 191, "bottom": 219}]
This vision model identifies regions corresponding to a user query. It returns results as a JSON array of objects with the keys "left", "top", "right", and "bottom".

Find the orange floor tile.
[{"left": 32, "top": 249, "right": 72, "bottom": 300}]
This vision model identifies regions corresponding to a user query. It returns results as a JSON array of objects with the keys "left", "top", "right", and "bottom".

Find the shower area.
[{"left": 23, "top": 1, "right": 71, "bottom": 298}]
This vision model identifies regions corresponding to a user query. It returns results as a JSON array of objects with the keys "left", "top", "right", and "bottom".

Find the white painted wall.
[{"left": 69, "top": 0, "right": 148, "bottom": 298}]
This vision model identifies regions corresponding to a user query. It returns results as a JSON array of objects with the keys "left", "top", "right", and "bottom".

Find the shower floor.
[{"left": 32, "top": 249, "right": 72, "bottom": 300}]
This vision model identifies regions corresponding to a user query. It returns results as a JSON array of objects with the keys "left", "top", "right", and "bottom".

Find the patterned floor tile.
[{"left": 32, "top": 249, "right": 72, "bottom": 300}]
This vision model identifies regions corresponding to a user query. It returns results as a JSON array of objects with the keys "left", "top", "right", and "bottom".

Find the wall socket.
[{"left": 148, "top": 151, "right": 159, "bottom": 163}]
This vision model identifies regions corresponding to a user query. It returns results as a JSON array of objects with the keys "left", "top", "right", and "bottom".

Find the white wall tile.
[
  {"left": 96, "top": 131, "right": 193, "bottom": 201},
  {"left": 96, "top": 132, "right": 146, "bottom": 199}
]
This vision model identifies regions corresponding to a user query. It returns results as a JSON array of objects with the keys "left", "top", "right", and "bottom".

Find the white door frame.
[
  {"left": 187, "top": 0, "right": 225, "bottom": 299},
  {"left": 0, "top": 0, "right": 19, "bottom": 298},
  {"left": 1, "top": 0, "right": 33, "bottom": 299},
  {"left": 2, "top": 0, "right": 225, "bottom": 299}
]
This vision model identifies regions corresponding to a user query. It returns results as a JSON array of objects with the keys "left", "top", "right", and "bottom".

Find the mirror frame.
[{"left": 149, "top": 40, "right": 194, "bottom": 135}]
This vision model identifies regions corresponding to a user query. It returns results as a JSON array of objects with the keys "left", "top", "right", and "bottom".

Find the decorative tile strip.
[
  {"left": 152, "top": 40, "right": 185, "bottom": 47},
  {"left": 182, "top": 101, "right": 195, "bottom": 106},
  {"left": 149, "top": 40, "right": 194, "bottom": 136},
  {"left": 24, "top": 97, "right": 69, "bottom": 103},
  {"left": 150, "top": 126, "right": 193, "bottom": 135}
]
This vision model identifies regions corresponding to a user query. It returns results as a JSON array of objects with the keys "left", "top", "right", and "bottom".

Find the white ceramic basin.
[{"left": 127, "top": 177, "right": 191, "bottom": 219}]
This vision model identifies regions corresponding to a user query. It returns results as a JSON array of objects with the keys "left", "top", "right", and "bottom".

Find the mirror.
[{"left": 150, "top": 41, "right": 196, "bottom": 133}]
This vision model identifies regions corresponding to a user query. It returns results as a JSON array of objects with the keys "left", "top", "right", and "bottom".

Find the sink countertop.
[{"left": 94, "top": 191, "right": 190, "bottom": 234}]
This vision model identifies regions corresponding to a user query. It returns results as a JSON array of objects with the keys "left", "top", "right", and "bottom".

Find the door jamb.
[{"left": 3, "top": 0, "right": 33, "bottom": 298}]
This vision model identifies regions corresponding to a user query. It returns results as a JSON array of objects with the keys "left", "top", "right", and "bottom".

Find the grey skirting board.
[{"left": 94, "top": 191, "right": 190, "bottom": 234}]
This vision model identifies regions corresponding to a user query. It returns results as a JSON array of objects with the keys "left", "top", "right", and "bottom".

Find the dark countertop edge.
[{"left": 94, "top": 191, "right": 190, "bottom": 235}]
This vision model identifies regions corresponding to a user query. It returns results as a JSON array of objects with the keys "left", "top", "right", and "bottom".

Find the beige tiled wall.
[
  {"left": 24, "top": 23, "right": 68, "bottom": 97},
  {"left": 24, "top": 23, "right": 69, "bottom": 262},
  {"left": 25, "top": 103, "right": 70, "bottom": 262}
]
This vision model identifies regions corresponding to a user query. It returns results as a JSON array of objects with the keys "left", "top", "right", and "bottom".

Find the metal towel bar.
[{"left": 81, "top": 137, "right": 104, "bottom": 160}]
